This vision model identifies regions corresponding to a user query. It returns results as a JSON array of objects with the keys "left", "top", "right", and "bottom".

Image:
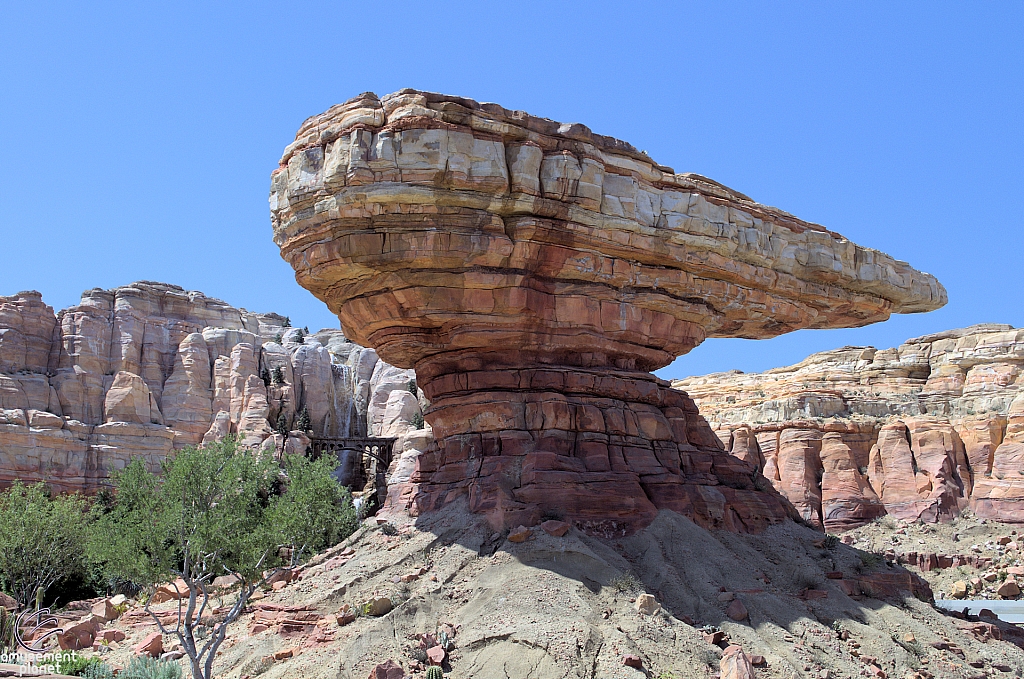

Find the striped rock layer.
[
  {"left": 675, "top": 325, "right": 1024, "bottom": 531},
  {"left": 271, "top": 89, "right": 945, "bottom": 533}
]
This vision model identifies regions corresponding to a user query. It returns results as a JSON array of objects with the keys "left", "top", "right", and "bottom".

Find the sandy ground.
[{"left": 70, "top": 504, "right": 1024, "bottom": 679}]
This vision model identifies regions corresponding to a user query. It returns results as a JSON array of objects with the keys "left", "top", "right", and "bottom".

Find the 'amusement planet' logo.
[{"left": 1, "top": 607, "right": 74, "bottom": 676}]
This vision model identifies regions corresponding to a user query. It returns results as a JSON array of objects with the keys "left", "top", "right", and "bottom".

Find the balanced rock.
[{"left": 272, "top": 89, "right": 945, "bottom": 533}]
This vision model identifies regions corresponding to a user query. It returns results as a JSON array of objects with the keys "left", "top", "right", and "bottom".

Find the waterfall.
[{"left": 330, "top": 363, "right": 354, "bottom": 438}]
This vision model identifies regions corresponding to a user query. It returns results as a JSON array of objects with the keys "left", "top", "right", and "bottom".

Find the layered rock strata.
[
  {"left": 271, "top": 89, "right": 945, "bottom": 533},
  {"left": 0, "top": 283, "right": 424, "bottom": 492},
  {"left": 674, "top": 324, "right": 1024, "bottom": 530}
]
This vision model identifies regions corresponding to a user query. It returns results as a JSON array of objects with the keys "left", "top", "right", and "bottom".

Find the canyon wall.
[
  {"left": 673, "top": 324, "right": 1024, "bottom": 531},
  {"left": 0, "top": 282, "right": 423, "bottom": 493}
]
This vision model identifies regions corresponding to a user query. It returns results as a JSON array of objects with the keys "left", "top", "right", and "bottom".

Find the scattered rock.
[
  {"left": 634, "top": 593, "right": 661, "bottom": 616},
  {"left": 997, "top": 579, "right": 1021, "bottom": 598},
  {"left": 426, "top": 645, "right": 446, "bottom": 665},
  {"left": 97, "top": 629, "right": 126, "bottom": 643},
  {"left": 622, "top": 654, "right": 643, "bottom": 668},
  {"left": 273, "top": 648, "right": 295, "bottom": 660},
  {"left": 717, "top": 591, "right": 735, "bottom": 602},
  {"left": 58, "top": 618, "right": 99, "bottom": 651},
  {"left": 508, "top": 526, "right": 531, "bottom": 543},
  {"left": 161, "top": 650, "right": 185, "bottom": 661},
  {"left": 726, "top": 599, "right": 749, "bottom": 621},
  {"left": 950, "top": 580, "right": 968, "bottom": 599},
  {"left": 134, "top": 631, "right": 163, "bottom": 658},
  {"left": 720, "top": 645, "right": 755, "bottom": 679},
  {"left": 336, "top": 605, "right": 356, "bottom": 626},
  {"left": 363, "top": 597, "right": 393, "bottom": 617},
  {"left": 109, "top": 594, "right": 127, "bottom": 607},
  {"left": 540, "top": 520, "right": 571, "bottom": 537},
  {"left": 250, "top": 624, "right": 269, "bottom": 634},
  {"left": 368, "top": 659, "right": 405, "bottom": 679},
  {"left": 903, "top": 633, "right": 916, "bottom": 643},
  {"left": 213, "top": 574, "right": 241, "bottom": 589}
]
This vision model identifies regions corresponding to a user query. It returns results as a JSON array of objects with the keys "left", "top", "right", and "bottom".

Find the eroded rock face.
[
  {"left": 0, "top": 283, "right": 423, "bottom": 493},
  {"left": 675, "top": 325, "right": 1024, "bottom": 530},
  {"left": 271, "top": 89, "right": 944, "bottom": 533}
]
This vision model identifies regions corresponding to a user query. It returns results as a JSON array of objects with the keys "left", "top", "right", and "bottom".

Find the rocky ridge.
[
  {"left": 0, "top": 282, "right": 425, "bottom": 493},
  {"left": 271, "top": 88, "right": 945, "bottom": 534},
  {"left": 673, "top": 324, "right": 1024, "bottom": 532}
]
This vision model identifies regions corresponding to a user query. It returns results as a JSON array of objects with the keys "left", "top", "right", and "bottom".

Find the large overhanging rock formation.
[{"left": 271, "top": 89, "right": 946, "bottom": 534}]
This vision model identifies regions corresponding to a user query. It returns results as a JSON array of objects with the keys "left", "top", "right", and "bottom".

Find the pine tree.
[
  {"left": 273, "top": 332, "right": 283, "bottom": 344},
  {"left": 282, "top": 317, "right": 291, "bottom": 328},
  {"left": 260, "top": 367, "right": 271, "bottom": 387},
  {"left": 272, "top": 367, "right": 285, "bottom": 385},
  {"left": 407, "top": 379, "right": 418, "bottom": 394},
  {"left": 275, "top": 412, "right": 289, "bottom": 436},
  {"left": 296, "top": 406, "right": 312, "bottom": 433},
  {"left": 294, "top": 328, "right": 305, "bottom": 344}
]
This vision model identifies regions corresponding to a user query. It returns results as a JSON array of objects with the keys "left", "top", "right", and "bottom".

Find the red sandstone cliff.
[{"left": 673, "top": 324, "right": 1024, "bottom": 531}]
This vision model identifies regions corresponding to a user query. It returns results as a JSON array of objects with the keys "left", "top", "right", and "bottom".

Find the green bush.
[
  {"left": 86, "top": 438, "right": 356, "bottom": 679},
  {"left": 60, "top": 656, "right": 107, "bottom": 677},
  {"left": 0, "top": 481, "right": 89, "bottom": 610}
]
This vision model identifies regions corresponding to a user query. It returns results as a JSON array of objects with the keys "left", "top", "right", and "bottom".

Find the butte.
[{"left": 270, "top": 89, "right": 946, "bottom": 535}]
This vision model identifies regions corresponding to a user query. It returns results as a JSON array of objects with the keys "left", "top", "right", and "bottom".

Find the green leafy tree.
[
  {"left": 0, "top": 481, "right": 88, "bottom": 610},
  {"left": 86, "top": 438, "right": 356, "bottom": 679},
  {"left": 296, "top": 406, "right": 312, "bottom": 433}
]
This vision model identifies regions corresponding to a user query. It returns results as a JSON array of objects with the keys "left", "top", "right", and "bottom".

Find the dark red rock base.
[{"left": 386, "top": 351, "right": 797, "bottom": 535}]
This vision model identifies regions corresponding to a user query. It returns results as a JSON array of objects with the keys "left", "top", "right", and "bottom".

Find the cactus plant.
[{"left": 426, "top": 666, "right": 444, "bottom": 679}]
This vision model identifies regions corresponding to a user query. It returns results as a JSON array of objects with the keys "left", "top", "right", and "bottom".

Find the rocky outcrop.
[
  {"left": 674, "top": 324, "right": 1024, "bottom": 530},
  {"left": 0, "top": 283, "right": 424, "bottom": 493},
  {"left": 271, "top": 89, "right": 944, "bottom": 533}
]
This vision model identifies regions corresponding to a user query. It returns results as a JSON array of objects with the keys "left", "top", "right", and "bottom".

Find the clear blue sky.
[{"left": 2, "top": 2, "right": 1021, "bottom": 379}]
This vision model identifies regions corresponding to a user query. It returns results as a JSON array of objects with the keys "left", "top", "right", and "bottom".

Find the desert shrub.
[
  {"left": 120, "top": 656, "right": 182, "bottom": 679},
  {"left": 859, "top": 551, "right": 882, "bottom": 569},
  {"left": 609, "top": 572, "right": 642, "bottom": 594},
  {"left": 81, "top": 662, "right": 117, "bottom": 679},
  {"left": 239, "top": 657, "right": 274, "bottom": 677},
  {"left": 380, "top": 522, "right": 399, "bottom": 536},
  {"left": 823, "top": 534, "right": 839, "bottom": 551}
]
